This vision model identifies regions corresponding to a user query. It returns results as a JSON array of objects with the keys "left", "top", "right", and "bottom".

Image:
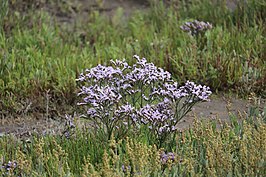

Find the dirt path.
[
  {"left": 178, "top": 95, "right": 264, "bottom": 129},
  {"left": 47, "top": 0, "right": 149, "bottom": 24},
  {"left": 45, "top": 0, "right": 239, "bottom": 24},
  {"left": 1, "top": 94, "right": 264, "bottom": 136}
]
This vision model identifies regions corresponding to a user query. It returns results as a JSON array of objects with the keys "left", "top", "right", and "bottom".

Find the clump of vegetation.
[
  {"left": 0, "top": 0, "right": 265, "bottom": 114},
  {"left": 77, "top": 55, "right": 211, "bottom": 143},
  {"left": 180, "top": 20, "right": 212, "bottom": 36},
  {"left": 1, "top": 114, "right": 265, "bottom": 176}
]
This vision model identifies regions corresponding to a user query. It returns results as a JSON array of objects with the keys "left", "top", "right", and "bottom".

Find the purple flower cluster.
[
  {"left": 160, "top": 152, "right": 176, "bottom": 165},
  {"left": 138, "top": 98, "right": 176, "bottom": 134},
  {"left": 180, "top": 20, "right": 212, "bottom": 36},
  {"left": 140, "top": 81, "right": 211, "bottom": 135},
  {"left": 1, "top": 161, "right": 18, "bottom": 174},
  {"left": 180, "top": 81, "right": 212, "bottom": 101},
  {"left": 121, "top": 164, "right": 131, "bottom": 173},
  {"left": 77, "top": 55, "right": 212, "bottom": 139},
  {"left": 77, "top": 64, "right": 123, "bottom": 83},
  {"left": 128, "top": 55, "right": 172, "bottom": 85},
  {"left": 2, "top": 161, "right": 17, "bottom": 171},
  {"left": 115, "top": 103, "right": 137, "bottom": 123},
  {"left": 62, "top": 114, "right": 76, "bottom": 139}
]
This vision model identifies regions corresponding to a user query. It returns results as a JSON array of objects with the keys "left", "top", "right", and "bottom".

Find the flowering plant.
[
  {"left": 180, "top": 20, "right": 212, "bottom": 36},
  {"left": 160, "top": 151, "right": 176, "bottom": 165},
  {"left": 77, "top": 55, "right": 211, "bottom": 141},
  {"left": 1, "top": 160, "right": 18, "bottom": 176}
]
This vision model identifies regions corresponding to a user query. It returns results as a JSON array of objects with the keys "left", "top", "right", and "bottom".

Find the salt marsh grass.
[
  {"left": 0, "top": 0, "right": 265, "bottom": 113},
  {"left": 1, "top": 113, "right": 265, "bottom": 176}
]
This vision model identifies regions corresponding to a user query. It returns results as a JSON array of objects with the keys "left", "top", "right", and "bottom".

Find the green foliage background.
[{"left": 0, "top": 0, "right": 265, "bottom": 113}]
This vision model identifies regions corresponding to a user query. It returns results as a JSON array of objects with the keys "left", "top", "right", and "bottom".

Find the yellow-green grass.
[{"left": 1, "top": 114, "right": 265, "bottom": 176}]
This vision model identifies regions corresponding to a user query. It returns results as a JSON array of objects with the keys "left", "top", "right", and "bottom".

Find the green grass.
[
  {"left": 0, "top": 0, "right": 265, "bottom": 113},
  {"left": 1, "top": 110, "right": 265, "bottom": 176},
  {"left": 1, "top": 95, "right": 266, "bottom": 176}
]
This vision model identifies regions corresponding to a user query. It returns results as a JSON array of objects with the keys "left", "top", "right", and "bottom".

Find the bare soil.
[
  {"left": 1, "top": 94, "right": 264, "bottom": 137},
  {"left": 47, "top": 0, "right": 149, "bottom": 25}
]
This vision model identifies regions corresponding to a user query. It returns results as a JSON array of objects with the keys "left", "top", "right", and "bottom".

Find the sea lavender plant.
[
  {"left": 1, "top": 160, "right": 19, "bottom": 176},
  {"left": 180, "top": 20, "right": 213, "bottom": 50},
  {"left": 62, "top": 114, "right": 76, "bottom": 139},
  {"left": 121, "top": 164, "right": 131, "bottom": 173},
  {"left": 160, "top": 151, "right": 176, "bottom": 165},
  {"left": 180, "top": 20, "right": 212, "bottom": 36},
  {"left": 77, "top": 55, "right": 211, "bottom": 141}
]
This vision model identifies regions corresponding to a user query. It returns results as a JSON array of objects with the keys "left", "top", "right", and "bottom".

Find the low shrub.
[{"left": 76, "top": 55, "right": 211, "bottom": 143}]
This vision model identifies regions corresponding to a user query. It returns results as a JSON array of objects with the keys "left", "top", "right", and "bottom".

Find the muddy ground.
[
  {"left": 1, "top": 94, "right": 265, "bottom": 137},
  {"left": 46, "top": 0, "right": 240, "bottom": 24},
  {"left": 1, "top": 0, "right": 264, "bottom": 136}
]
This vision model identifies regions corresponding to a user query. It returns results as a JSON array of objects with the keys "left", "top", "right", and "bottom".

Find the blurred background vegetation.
[{"left": 0, "top": 0, "right": 265, "bottom": 115}]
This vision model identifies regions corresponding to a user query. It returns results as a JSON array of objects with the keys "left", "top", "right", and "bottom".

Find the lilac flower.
[
  {"left": 76, "top": 65, "right": 123, "bottom": 85},
  {"left": 65, "top": 114, "right": 75, "bottom": 129},
  {"left": 116, "top": 103, "right": 134, "bottom": 116},
  {"left": 115, "top": 103, "right": 137, "bottom": 123},
  {"left": 125, "top": 55, "right": 172, "bottom": 85},
  {"left": 1, "top": 160, "right": 17, "bottom": 173},
  {"left": 111, "top": 59, "right": 131, "bottom": 71},
  {"left": 79, "top": 85, "right": 122, "bottom": 106},
  {"left": 180, "top": 20, "right": 212, "bottom": 36},
  {"left": 160, "top": 152, "right": 176, "bottom": 164},
  {"left": 138, "top": 98, "right": 176, "bottom": 135},
  {"left": 122, "top": 164, "right": 131, "bottom": 173},
  {"left": 62, "top": 114, "right": 76, "bottom": 139},
  {"left": 179, "top": 81, "right": 212, "bottom": 101},
  {"left": 151, "top": 82, "right": 188, "bottom": 100}
]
